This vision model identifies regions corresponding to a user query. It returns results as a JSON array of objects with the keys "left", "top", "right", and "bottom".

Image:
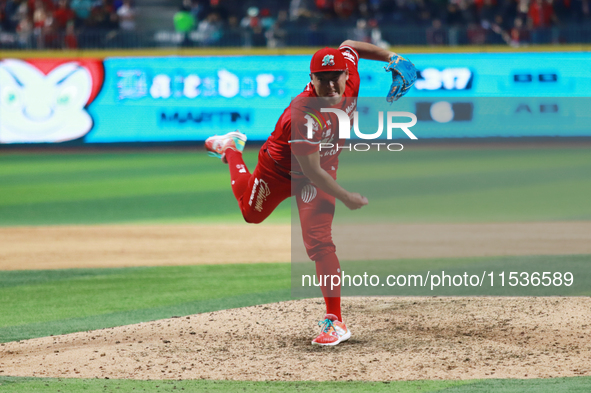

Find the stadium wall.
[{"left": 1, "top": 46, "right": 590, "bottom": 144}]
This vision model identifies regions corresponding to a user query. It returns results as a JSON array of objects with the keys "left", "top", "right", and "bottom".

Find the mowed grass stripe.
[
  {"left": 1, "top": 376, "right": 591, "bottom": 392},
  {"left": 0, "top": 151, "right": 228, "bottom": 176},
  {"left": 0, "top": 377, "right": 469, "bottom": 392},
  {"left": 0, "top": 289, "right": 291, "bottom": 343},
  {"left": 339, "top": 147, "right": 591, "bottom": 182},
  {"left": 0, "top": 267, "right": 150, "bottom": 289},
  {"left": 0, "top": 164, "right": 224, "bottom": 188},
  {"left": 0, "top": 173, "right": 229, "bottom": 206},
  {"left": 1, "top": 147, "right": 590, "bottom": 225},
  {"left": 0, "top": 264, "right": 290, "bottom": 337},
  {"left": 346, "top": 177, "right": 591, "bottom": 223},
  {"left": 4, "top": 163, "right": 587, "bottom": 223},
  {"left": 335, "top": 148, "right": 591, "bottom": 222},
  {"left": 440, "top": 377, "right": 591, "bottom": 392},
  {"left": 342, "top": 165, "right": 591, "bottom": 199},
  {"left": 0, "top": 150, "right": 261, "bottom": 225},
  {"left": 2, "top": 255, "right": 589, "bottom": 343},
  {"left": 0, "top": 191, "right": 291, "bottom": 226},
  {"left": 0, "top": 151, "right": 250, "bottom": 205}
]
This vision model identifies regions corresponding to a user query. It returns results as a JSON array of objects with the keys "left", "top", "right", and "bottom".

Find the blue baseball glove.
[{"left": 384, "top": 54, "right": 418, "bottom": 103}]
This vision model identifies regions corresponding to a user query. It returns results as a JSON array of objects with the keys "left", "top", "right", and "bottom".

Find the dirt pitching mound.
[{"left": 2, "top": 297, "right": 591, "bottom": 381}]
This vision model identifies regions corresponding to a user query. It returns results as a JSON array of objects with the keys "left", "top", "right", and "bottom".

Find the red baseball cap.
[{"left": 310, "top": 47, "right": 347, "bottom": 74}]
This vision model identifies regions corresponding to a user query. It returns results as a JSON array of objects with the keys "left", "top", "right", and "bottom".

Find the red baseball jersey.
[{"left": 265, "top": 45, "right": 361, "bottom": 173}]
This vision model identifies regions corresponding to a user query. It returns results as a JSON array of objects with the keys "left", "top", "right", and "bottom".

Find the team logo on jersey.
[
  {"left": 322, "top": 55, "right": 335, "bottom": 67},
  {"left": 301, "top": 184, "right": 317, "bottom": 204},
  {"left": 304, "top": 112, "right": 323, "bottom": 138},
  {"left": 0, "top": 58, "right": 104, "bottom": 143}
]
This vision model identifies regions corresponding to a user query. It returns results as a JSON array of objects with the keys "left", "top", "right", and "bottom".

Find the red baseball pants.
[{"left": 224, "top": 146, "right": 342, "bottom": 321}]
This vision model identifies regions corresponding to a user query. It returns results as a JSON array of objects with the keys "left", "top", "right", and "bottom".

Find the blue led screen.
[{"left": 1, "top": 53, "right": 589, "bottom": 143}]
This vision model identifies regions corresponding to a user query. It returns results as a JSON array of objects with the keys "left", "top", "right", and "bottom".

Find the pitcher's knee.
[
  {"left": 243, "top": 215, "right": 264, "bottom": 224},
  {"left": 306, "top": 242, "right": 336, "bottom": 261},
  {"left": 303, "top": 227, "right": 335, "bottom": 260},
  {"left": 241, "top": 207, "right": 266, "bottom": 224},
  {"left": 242, "top": 212, "right": 263, "bottom": 224}
]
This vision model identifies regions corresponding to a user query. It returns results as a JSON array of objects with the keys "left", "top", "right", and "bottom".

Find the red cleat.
[{"left": 311, "top": 314, "right": 351, "bottom": 346}]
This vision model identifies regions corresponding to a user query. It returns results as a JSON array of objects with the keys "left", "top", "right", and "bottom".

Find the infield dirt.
[
  {"left": 1, "top": 222, "right": 591, "bottom": 381},
  {"left": 2, "top": 221, "right": 591, "bottom": 270},
  {"left": 2, "top": 297, "right": 591, "bottom": 381}
]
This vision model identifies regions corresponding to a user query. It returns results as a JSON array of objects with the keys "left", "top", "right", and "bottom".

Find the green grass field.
[
  {"left": 334, "top": 145, "right": 591, "bottom": 223},
  {"left": 0, "top": 149, "right": 289, "bottom": 226},
  {"left": 1, "top": 146, "right": 590, "bottom": 226},
  {"left": 1, "top": 146, "right": 590, "bottom": 392},
  {"left": 3, "top": 376, "right": 591, "bottom": 393},
  {"left": 0, "top": 264, "right": 291, "bottom": 343}
]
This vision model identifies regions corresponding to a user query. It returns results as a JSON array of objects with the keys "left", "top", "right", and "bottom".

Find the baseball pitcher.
[{"left": 205, "top": 40, "right": 417, "bottom": 346}]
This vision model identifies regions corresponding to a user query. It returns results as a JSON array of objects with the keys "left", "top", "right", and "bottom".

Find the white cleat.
[{"left": 205, "top": 131, "right": 247, "bottom": 163}]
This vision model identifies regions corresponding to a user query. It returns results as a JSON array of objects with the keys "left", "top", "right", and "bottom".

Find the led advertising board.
[{"left": 1, "top": 53, "right": 589, "bottom": 143}]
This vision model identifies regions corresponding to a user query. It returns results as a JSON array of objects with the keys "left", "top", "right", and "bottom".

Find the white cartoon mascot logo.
[{"left": 0, "top": 59, "right": 93, "bottom": 143}]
